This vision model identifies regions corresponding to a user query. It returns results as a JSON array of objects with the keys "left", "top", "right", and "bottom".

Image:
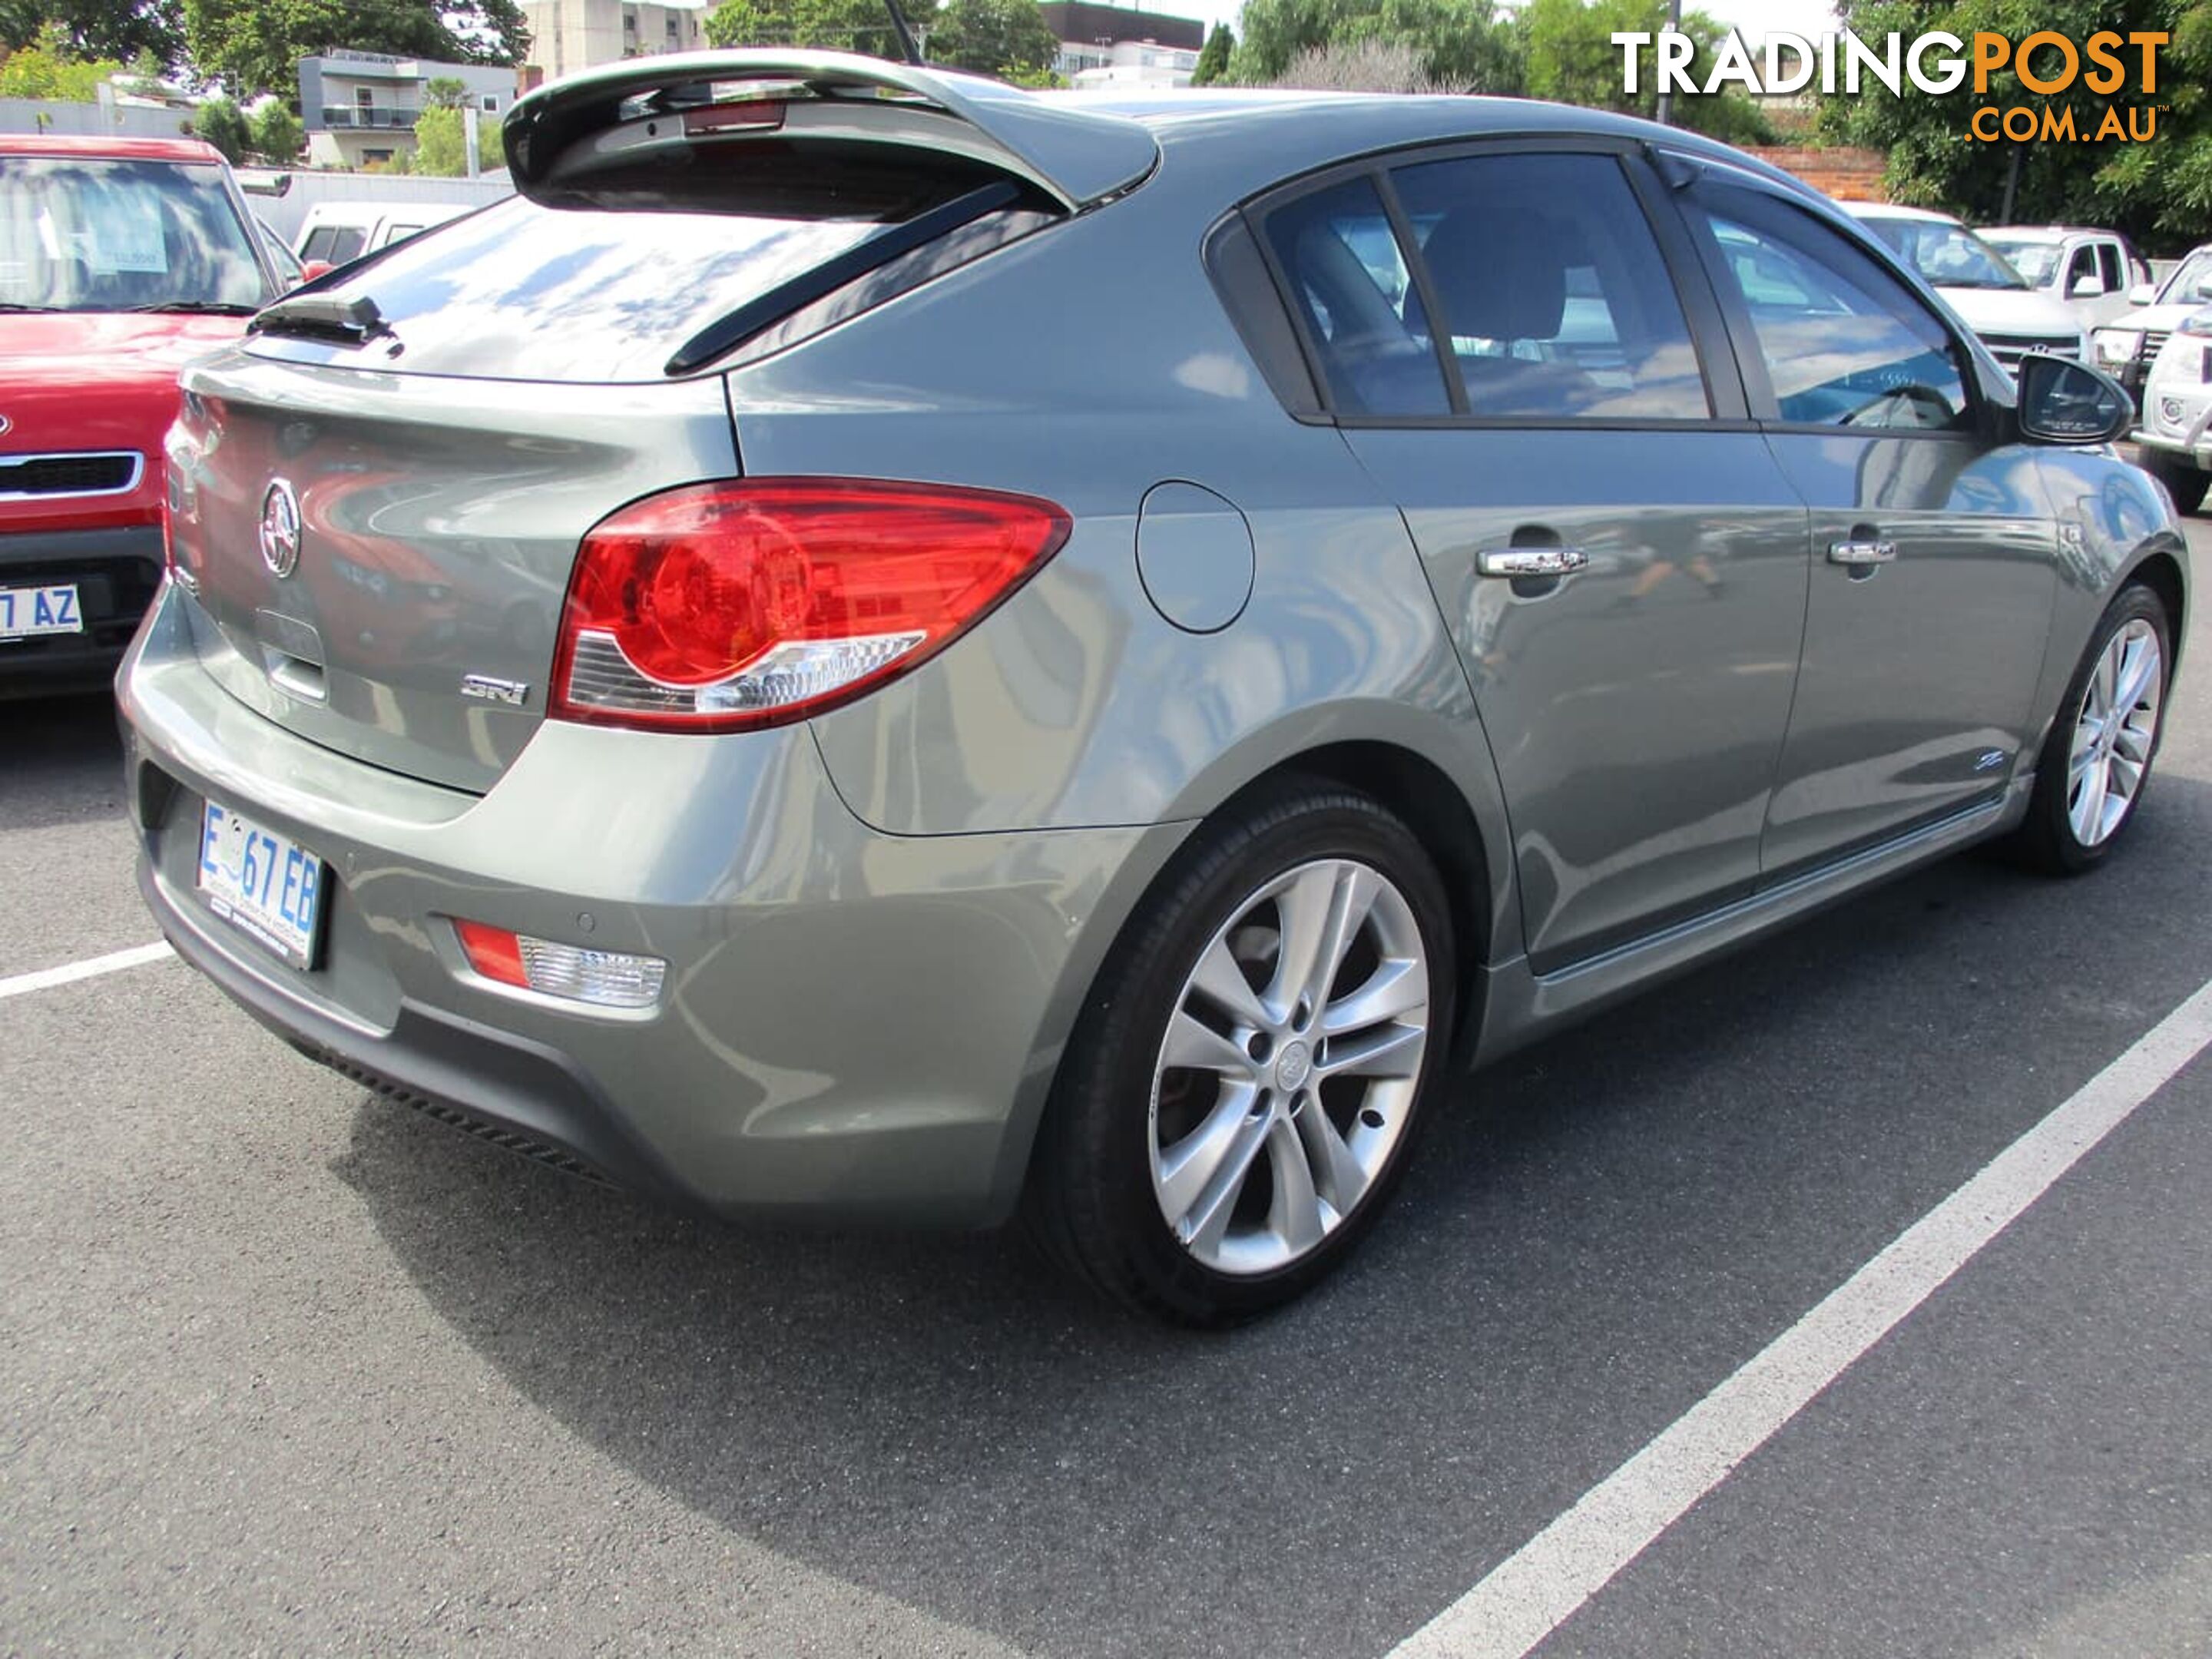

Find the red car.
[{"left": 0, "top": 135, "right": 286, "bottom": 694}]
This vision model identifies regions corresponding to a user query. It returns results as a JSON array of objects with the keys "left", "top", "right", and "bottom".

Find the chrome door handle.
[
  {"left": 1827, "top": 538, "right": 1897, "bottom": 566},
  {"left": 1478, "top": 547, "right": 1589, "bottom": 578}
]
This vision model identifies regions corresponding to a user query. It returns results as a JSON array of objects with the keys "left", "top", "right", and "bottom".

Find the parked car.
[
  {"left": 0, "top": 134, "right": 285, "bottom": 694},
  {"left": 2092, "top": 243, "right": 2212, "bottom": 406},
  {"left": 1979, "top": 224, "right": 2151, "bottom": 331},
  {"left": 121, "top": 55, "right": 2187, "bottom": 1323},
  {"left": 293, "top": 201, "right": 469, "bottom": 277},
  {"left": 1843, "top": 203, "right": 2088, "bottom": 374},
  {"left": 2133, "top": 304, "right": 2212, "bottom": 512}
]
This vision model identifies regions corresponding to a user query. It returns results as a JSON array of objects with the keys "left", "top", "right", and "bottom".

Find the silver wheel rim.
[
  {"left": 2068, "top": 618, "right": 2163, "bottom": 849},
  {"left": 1148, "top": 857, "right": 1431, "bottom": 1277}
]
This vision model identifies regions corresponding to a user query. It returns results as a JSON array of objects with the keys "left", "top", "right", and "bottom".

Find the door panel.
[
  {"left": 1758, "top": 432, "right": 2057, "bottom": 871},
  {"left": 1349, "top": 429, "right": 1810, "bottom": 969},
  {"left": 1675, "top": 179, "right": 2060, "bottom": 873}
]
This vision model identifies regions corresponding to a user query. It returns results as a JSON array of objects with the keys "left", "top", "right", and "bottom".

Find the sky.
[{"left": 1159, "top": 0, "right": 1846, "bottom": 51}]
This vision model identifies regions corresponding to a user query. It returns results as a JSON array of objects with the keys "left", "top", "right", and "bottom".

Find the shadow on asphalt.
[
  {"left": 328, "top": 780, "right": 2212, "bottom": 1659},
  {"left": 0, "top": 693, "right": 124, "bottom": 832}
]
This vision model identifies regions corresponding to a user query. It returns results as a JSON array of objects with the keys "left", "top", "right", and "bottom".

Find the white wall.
[
  {"left": 0, "top": 99, "right": 192, "bottom": 138},
  {"left": 243, "top": 171, "right": 512, "bottom": 240}
]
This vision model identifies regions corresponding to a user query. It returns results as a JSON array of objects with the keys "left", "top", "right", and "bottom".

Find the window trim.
[
  {"left": 1667, "top": 166, "right": 1995, "bottom": 440},
  {"left": 1230, "top": 134, "right": 1747, "bottom": 432}
]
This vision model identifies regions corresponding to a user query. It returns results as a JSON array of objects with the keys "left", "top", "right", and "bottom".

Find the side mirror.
[
  {"left": 2015, "top": 353, "right": 2133, "bottom": 445},
  {"left": 2128, "top": 283, "right": 2156, "bottom": 306},
  {"left": 2068, "top": 273, "right": 2106, "bottom": 300},
  {"left": 2194, "top": 276, "right": 2212, "bottom": 302}
]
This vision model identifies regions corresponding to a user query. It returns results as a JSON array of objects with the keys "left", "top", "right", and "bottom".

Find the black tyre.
[
  {"left": 1026, "top": 780, "right": 1458, "bottom": 1326},
  {"left": 2009, "top": 582, "right": 2172, "bottom": 875},
  {"left": 2142, "top": 449, "right": 2209, "bottom": 516}
]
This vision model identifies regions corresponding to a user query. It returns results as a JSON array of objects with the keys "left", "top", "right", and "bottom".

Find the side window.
[
  {"left": 1690, "top": 189, "right": 1969, "bottom": 432},
  {"left": 2066, "top": 242, "right": 2101, "bottom": 296},
  {"left": 2097, "top": 241, "right": 2124, "bottom": 293},
  {"left": 1391, "top": 151, "right": 1710, "bottom": 420},
  {"left": 305, "top": 225, "right": 368, "bottom": 265},
  {"left": 1260, "top": 175, "right": 1447, "bottom": 416}
]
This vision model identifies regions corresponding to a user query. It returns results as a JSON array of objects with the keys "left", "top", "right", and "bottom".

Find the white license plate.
[
  {"left": 196, "top": 801, "right": 324, "bottom": 969},
  {"left": 0, "top": 583, "right": 82, "bottom": 641}
]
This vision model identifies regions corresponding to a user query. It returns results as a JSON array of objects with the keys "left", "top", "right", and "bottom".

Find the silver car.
[{"left": 121, "top": 53, "right": 2189, "bottom": 1324}]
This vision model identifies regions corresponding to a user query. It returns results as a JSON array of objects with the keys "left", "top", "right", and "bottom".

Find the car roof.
[
  {"left": 1985, "top": 225, "right": 2124, "bottom": 242},
  {"left": 1841, "top": 201, "right": 1958, "bottom": 224},
  {"left": 0, "top": 134, "right": 227, "bottom": 164},
  {"left": 1055, "top": 88, "right": 1819, "bottom": 209}
]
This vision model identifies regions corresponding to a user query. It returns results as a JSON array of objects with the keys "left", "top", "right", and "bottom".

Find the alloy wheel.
[
  {"left": 1147, "top": 857, "right": 1431, "bottom": 1277},
  {"left": 2068, "top": 617, "right": 2163, "bottom": 848}
]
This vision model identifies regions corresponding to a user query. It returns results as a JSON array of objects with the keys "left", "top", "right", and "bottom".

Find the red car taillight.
[{"left": 550, "top": 477, "right": 1071, "bottom": 732}]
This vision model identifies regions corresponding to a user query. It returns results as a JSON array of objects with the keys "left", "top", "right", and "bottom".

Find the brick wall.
[{"left": 1741, "top": 146, "right": 1890, "bottom": 204}]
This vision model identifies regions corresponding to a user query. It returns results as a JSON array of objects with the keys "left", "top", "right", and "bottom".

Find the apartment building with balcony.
[
  {"left": 1039, "top": 2, "right": 1201, "bottom": 88},
  {"left": 297, "top": 52, "right": 518, "bottom": 170},
  {"left": 520, "top": 0, "right": 709, "bottom": 83}
]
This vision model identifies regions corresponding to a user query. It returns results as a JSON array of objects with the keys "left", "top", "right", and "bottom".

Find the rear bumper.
[
  {"left": 0, "top": 523, "right": 163, "bottom": 695},
  {"left": 121, "top": 578, "right": 1185, "bottom": 1227}
]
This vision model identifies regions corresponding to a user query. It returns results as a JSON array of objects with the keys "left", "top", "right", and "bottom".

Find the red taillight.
[
  {"left": 550, "top": 477, "right": 1071, "bottom": 732},
  {"left": 453, "top": 919, "right": 528, "bottom": 987}
]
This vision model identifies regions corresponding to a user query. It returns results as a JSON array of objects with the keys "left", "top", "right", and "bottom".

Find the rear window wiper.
[
  {"left": 128, "top": 300, "right": 260, "bottom": 315},
  {"left": 248, "top": 292, "right": 394, "bottom": 347}
]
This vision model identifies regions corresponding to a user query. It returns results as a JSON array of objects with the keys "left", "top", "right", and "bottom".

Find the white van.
[{"left": 293, "top": 202, "right": 469, "bottom": 273}]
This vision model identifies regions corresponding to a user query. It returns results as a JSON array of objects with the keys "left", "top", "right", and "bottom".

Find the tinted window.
[
  {"left": 261, "top": 144, "right": 1028, "bottom": 382},
  {"left": 2066, "top": 242, "right": 2101, "bottom": 293},
  {"left": 302, "top": 225, "right": 367, "bottom": 264},
  {"left": 1695, "top": 192, "right": 1969, "bottom": 431},
  {"left": 1392, "top": 152, "right": 1710, "bottom": 421},
  {"left": 2097, "top": 241, "right": 2123, "bottom": 292},
  {"left": 0, "top": 156, "right": 265, "bottom": 311},
  {"left": 1260, "top": 174, "right": 1447, "bottom": 416}
]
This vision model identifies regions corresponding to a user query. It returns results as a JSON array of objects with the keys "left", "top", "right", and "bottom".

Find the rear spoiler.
[{"left": 502, "top": 50, "right": 1159, "bottom": 213}]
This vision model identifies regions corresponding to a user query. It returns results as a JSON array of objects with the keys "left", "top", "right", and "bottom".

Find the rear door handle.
[
  {"left": 1827, "top": 538, "right": 1898, "bottom": 566},
  {"left": 1478, "top": 547, "right": 1590, "bottom": 578}
]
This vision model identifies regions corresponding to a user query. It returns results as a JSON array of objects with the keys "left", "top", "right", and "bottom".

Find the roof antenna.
[{"left": 881, "top": 0, "right": 924, "bottom": 65}]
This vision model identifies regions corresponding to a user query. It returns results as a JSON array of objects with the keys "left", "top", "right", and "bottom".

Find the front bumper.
[
  {"left": 121, "top": 579, "right": 1185, "bottom": 1227},
  {"left": 0, "top": 523, "right": 163, "bottom": 695}
]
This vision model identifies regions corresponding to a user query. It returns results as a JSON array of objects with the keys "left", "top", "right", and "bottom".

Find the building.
[
  {"left": 520, "top": 0, "right": 710, "bottom": 83},
  {"left": 298, "top": 52, "right": 518, "bottom": 170},
  {"left": 1038, "top": 2, "right": 1202, "bottom": 88}
]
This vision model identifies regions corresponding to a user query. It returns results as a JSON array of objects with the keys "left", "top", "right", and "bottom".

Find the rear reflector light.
[
  {"left": 452, "top": 919, "right": 667, "bottom": 1010},
  {"left": 550, "top": 477, "right": 1071, "bottom": 732}
]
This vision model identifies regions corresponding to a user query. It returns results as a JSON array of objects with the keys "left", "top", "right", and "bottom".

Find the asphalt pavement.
[{"left": 4, "top": 521, "right": 2210, "bottom": 1658}]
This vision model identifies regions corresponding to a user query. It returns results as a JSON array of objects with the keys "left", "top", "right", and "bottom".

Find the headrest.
[{"left": 1422, "top": 207, "right": 1571, "bottom": 342}]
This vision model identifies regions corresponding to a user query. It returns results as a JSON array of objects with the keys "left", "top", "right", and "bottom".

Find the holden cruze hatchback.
[{"left": 121, "top": 52, "right": 2189, "bottom": 1323}]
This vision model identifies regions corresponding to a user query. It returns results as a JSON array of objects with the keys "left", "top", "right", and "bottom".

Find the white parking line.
[
  {"left": 0, "top": 941, "right": 173, "bottom": 1002},
  {"left": 1392, "top": 974, "right": 2212, "bottom": 1659}
]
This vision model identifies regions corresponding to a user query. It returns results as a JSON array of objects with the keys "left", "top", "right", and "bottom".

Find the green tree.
[
  {"left": 1191, "top": 21, "right": 1232, "bottom": 83},
  {"left": 2, "top": 0, "right": 183, "bottom": 68},
  {"left": 1519, "top": 0, "right": 1770, "bottom": 141},
  {"left": 1821, "top": 0, "right": 2212, "bottom": 252},
  {"left": 183, "top": 0, "right": 525, "bottom": 98},
  {"left": 1230, "top": 0, "right": 1522, "bottom": 91},
  {"left": 250, "top": 96, "right": 302, "bottom": 157},
  {"left": 422, "top": 71, "right": 466, "bottom": 107},
  {"left": 0, "top": 31, "right": 121, "bottom": 95},
  {"left": 929, "top": 0, "right": 1053, "bottom": 76},
  {"left": 703, "top": 0, "right": 935, "bottom": 58},
  {"left": 191, "top": 91, "right": 250, "bottom": 158},
  {"left": 412, "top": 101, "right": 466, "bottom": 172}
]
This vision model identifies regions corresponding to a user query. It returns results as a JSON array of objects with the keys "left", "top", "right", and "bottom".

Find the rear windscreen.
[{"left": 250, "top": 141, "right": 1022, "bottom": 383}]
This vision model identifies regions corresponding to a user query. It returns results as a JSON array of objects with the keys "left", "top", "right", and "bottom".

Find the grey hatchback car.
[{"left": 121, "top": 52, "right": 2189, "bottom": 1323}]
